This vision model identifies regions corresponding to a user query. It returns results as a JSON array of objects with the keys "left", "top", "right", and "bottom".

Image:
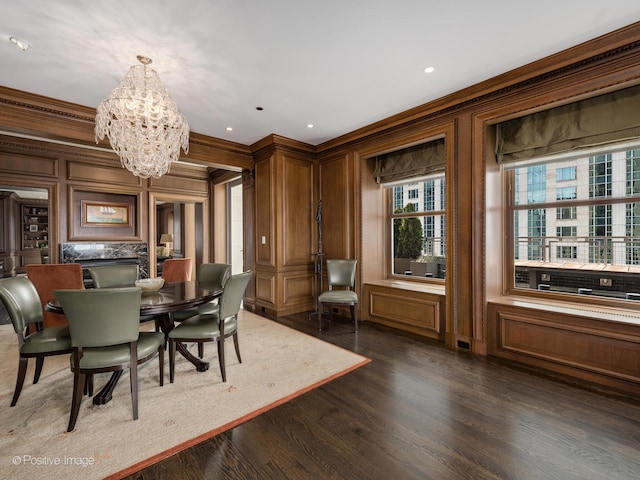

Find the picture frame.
[
  {"left": 82, "top": 201, "right": 132, "bottom": 227},
  {"left": 29, "top": 224, "right": 39, "bottom": 232}
]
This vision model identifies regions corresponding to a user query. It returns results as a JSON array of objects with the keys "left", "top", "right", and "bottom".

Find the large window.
[
  {"left": 507, "top": 144, "right": 640, "bottom": 299},
  {"left": 389, "top": 173, "right": 446, "bottom": 279}
]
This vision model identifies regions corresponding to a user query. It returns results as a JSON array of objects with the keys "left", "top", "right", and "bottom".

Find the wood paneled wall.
[
  {"left": 250, "top": 135, "right": 316, "bottom": 316},
  {"left": 2, "top": 22, "right": 640, "bottom": 394}
]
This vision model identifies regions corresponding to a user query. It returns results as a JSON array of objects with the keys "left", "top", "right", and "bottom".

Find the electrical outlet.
[
  {"left": 599, "top": 278, "right": 612, "bottom": 287},
  {"left": 261, "top": 235, "right": 266, "bottom": 245}
]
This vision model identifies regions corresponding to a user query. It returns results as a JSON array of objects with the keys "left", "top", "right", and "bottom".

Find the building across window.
[
  {"left": 507, "top": 145, "right": 640, "bottom": 299},
  {"left": 389, "top": 173, "right": 446, "bottom": 279}
]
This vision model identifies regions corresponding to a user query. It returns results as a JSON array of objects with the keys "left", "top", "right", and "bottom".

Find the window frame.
[
  {"left": 504, "top": 143, "right": 640, "bottom": 306},
  {"left": 386, "top": 173, "right": 446, "bottom": 283}
]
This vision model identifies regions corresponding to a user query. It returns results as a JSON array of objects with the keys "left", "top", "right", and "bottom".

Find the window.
[
  {"left": 556, "top": 186, "right": 577, "bottom": 200},
  {"left": 556, "top": 166, "right": 577, "bottom": 181},
  {"left": 390, "top": 173, "right": 446, "bottom": 279},
  {"left": 556, "top": 207, "right": 577, "bottom": 220},
  {"left": 507, "top": 142, "right": 640, "bottom": 299},
  {"left": 556, "top": 226, "right": 576, "bottom": 237}
]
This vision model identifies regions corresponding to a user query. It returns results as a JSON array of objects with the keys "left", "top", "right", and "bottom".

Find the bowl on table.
[{"left": 135, "top": 278, "right": 165, "bottom": 292}]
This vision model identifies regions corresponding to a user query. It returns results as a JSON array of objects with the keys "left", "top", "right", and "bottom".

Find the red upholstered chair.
[
  {"left": 161, "top": 258, "right": 193, "bottom": 282},
  {"left": 26, "top": 263, "right": 85, "bottom": 328}
]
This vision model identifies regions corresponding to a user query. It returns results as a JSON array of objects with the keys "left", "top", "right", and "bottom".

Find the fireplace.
[{"left": 61, "top": 242, "right": 149, "bottom": 287}]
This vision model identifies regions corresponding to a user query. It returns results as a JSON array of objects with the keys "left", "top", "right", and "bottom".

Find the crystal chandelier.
[{"left": 95, "top": 55, "right": 189, "bottom": 179}]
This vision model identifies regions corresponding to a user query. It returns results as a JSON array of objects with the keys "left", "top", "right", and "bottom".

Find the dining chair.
[
  {"left": 172, "top": 263, "right": 232, "bottom": 358},
  {"left": 173, "top": 263, "right": 231, "bottom": 321},
  {"left": 168, "top": 270, "right": 252, "bottom": 383},
  {"left": 54, "top": 287, "right": 165, "bottom": 432},
  {"left": 161, "top": 258, "right": 193, "bottom": 282},
  {"left": 89, "top": 264, "right": 157, "bottom": 327},
  {"left": 0, "top": 276, "right": 72, "bottom": 407},
  {"left": 26, "top": 263, "right": 85, "bottom": 327},
  {"left": 88, "top": 264, "right": 139, "bottom": 288},
  {"left": 318, "top": 259, "right": 358, "bottom": 332}
]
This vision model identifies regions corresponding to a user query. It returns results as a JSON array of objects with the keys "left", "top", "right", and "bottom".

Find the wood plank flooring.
[{"left": 125, "top": 313, "right": 640, "bottom": 480}]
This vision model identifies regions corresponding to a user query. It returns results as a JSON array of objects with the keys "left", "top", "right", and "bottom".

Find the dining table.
[{"left": 46, "top": 280, "right": 224, "bottom": 404}]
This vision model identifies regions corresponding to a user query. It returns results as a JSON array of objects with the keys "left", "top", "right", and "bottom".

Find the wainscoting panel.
[
  {"left": 365, "top": 281, "right": 445, "bottom": 340},
  {"left": 487, "top": 300, "right": 640, "bottom": 395}
]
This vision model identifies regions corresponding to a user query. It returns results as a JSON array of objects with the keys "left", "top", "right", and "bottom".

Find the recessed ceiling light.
[
  {"left": 226, "top": 127, "right": 233, "bottom": 131},
  {"left": 9, "top": 36, "right": 31, "bottom": 51},
  {"left": 424, "top": 66, "right": 435, "bottom": 74},
  {"left": 307, "top": 124, "right": 314, "bottom": 128}
]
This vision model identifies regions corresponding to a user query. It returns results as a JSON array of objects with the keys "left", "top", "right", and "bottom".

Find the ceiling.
[{"left": 1, "top": 1, "right": 639, "bottom": 147}]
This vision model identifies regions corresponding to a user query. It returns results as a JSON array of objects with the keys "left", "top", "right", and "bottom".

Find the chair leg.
[
  {"left": 352, "top": 304, "right": 358, "bottom": 333},
  {"left": 198, "top": 343, "right": 204, "bottom": 358},
  {"left": 318, "top": 302, "right": 323, "bottom": 330},
  {"left": 130, "top": 342, "right": 138, "bottom": 420},
  {"left": 11, "top": 357, "right": 28, "bottom": 407},
  {"left": 67, "top": 372, "right": 85, "bottom": 432},
  {"left": 158, "top": 343, "right": 164, "bottom": 387},
  {"left": 233, "top": 332, "right": 242, "bottom": 364},
  {"left": 169, "top": 340, "right": 176, "bottom": 383},
  {"left": 83, "top": 374, "right": 94, "bottom": 396},
  {"left": 33, "top": 356, "right": 44, "bottom": 384},
  {"left": 217, "top": 339, "right": 226, "bottom": 382}
]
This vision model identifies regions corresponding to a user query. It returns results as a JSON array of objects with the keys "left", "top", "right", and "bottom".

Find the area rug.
[{"left": 0, "top": 311, "right": 370, "bottom": 480}]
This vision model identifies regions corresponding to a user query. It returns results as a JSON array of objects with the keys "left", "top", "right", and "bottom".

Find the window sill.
[
  {"left": 488, "top": 294, "right": 640, "bottom": 326},
  {"left": 365, "top": 279, "right": 445, "bottom": 295}
]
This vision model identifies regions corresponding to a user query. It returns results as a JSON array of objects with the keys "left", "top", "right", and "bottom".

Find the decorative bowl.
[{"left": 135, "top": 278, "right": 165, "bottom": 292}]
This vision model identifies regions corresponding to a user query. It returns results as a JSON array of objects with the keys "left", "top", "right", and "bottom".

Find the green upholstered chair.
[
  {"left": 88, "top": 264, "right": 139, "bottom": 288},
  {"left": 168, "top": 270, "right": 251, "bottom": 383},
  {"left": 54, "top": 287, "right": 164, "bottom": 432},
  {"left": 173, "top": 263, "right": 231, "bottom": 321},
  {"left": 0, "top": 276, "right": 72, "bottom": 407},
  {"left": 88, "top": 264, "right": 157, "bottom": 326},
  {"left": 172, "top": 263, "right": 232, "bottom": 358},
  {"left": 318, "top": 259, "right": 358, "bottom": 332}
]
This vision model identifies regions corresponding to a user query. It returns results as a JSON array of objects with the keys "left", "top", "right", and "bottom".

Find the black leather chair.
[
  {"left": 0, "top": 276, "right": 72, "bottom": 407},
  {"left": 54, "top": 287, "right": 165, "bottom": 432}
]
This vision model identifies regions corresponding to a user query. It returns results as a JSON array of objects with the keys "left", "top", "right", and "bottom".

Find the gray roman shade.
[
  {"left": 373, "top": 138, "right": 445, "bottom": 184},
  {"left": 496, "top": 84, "right": 640, "bottom": 163}
]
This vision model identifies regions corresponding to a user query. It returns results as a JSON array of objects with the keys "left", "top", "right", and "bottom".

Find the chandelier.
[{"left": 95, "top": 55, "right": 189, "bottom": 179}]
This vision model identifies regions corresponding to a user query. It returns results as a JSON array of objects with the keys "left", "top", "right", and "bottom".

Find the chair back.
[
  {"left": 218, "top": 271, "right": 252, "bottom": 321},
  {"left": 53, "top": 287, "right": 141, "bottom": 348},
  {"left": 89, "top": 264, "right": 139, "bottom": 288},
  {"left": 325, "top": 259, "right": 357, "bottom": 289},
  {"left": 26, "top": 263, "right": 85, "bottom": 327},
  {"left": 162, "top": 258, "right": 193, "bottom": 282},
  {"left": 198, "top": 263, "right": 231, "bottom": 287},
  {"left": 0, "top": 277, "right": 43, "bottom": 334}
]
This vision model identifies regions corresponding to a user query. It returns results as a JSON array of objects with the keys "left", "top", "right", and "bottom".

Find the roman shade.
[
  {"left": 496, "top": 84, "right": 640, "bottom": 164},
  {"left": 373, "top": 138, "right": 445, "bottom": 184}
]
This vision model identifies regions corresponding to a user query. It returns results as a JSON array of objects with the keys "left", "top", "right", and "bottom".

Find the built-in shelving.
[{"left": 21, "top": 203, "right": 48, "bottom": 250}]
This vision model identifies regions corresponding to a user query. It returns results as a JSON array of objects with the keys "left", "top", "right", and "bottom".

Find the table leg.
[
  {"left": 92, "top": 371, "right": 123, "bottom": 405},
  {"left": 157, "top": 313, "right": 210, "bottom": 372}
]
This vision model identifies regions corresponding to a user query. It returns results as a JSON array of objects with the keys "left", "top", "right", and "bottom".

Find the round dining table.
[{"left": 46, "top": 280, "right": 224, "bottom": 404}]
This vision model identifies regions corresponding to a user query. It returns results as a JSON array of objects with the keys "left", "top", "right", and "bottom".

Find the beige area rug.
[{"left": 0, "top": 311, "right": 369, "bottom": 480}]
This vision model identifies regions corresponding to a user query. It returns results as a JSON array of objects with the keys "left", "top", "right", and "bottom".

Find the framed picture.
[
  {"left": 29, "top": 224, "right": 39, "bottom": 232},
  {"left": 82, "top": 201, "right": 132, "bottom": 227}
]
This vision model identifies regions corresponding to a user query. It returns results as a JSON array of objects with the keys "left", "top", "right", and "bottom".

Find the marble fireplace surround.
[{"left": 61, "top": 242, "right": 149, "bottom": 281}]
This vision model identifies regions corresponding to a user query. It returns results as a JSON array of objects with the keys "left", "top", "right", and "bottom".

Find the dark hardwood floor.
[{"left": 123, "top": 312, "right": 640, "bottom": 479}]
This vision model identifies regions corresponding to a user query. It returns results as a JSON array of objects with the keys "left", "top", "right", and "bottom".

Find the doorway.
[
  {"left": 150, "top": 192, "right": 208, "bottom": 278},
  {"left": 228, "top": 179, "right": 243, "bottom": 274}
]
